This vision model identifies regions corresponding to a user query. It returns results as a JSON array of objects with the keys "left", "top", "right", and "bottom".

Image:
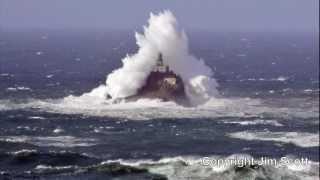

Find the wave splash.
[{"left": 85, "top": 10, "right": 219, "bottom": 106}]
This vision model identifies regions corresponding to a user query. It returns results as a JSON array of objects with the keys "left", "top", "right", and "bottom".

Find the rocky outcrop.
[
  {"left": 108, "top": 53, "right": 190, "bottom": 106},
  {"left": 125, "top": 53, "right": 190, "bottom": 106}
]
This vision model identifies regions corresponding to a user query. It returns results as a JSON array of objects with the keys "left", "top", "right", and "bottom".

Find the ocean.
[{"left": 0, "top": 30, "right": 319, "bottom": 180}]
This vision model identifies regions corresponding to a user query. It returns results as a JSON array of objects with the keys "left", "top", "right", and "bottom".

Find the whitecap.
[
  {"left": 28, "top": 116, "right": 46, "bottom": 120},
  {"left": 6, "top": 86, "right": 32, "bottom": 91},
  {"left": 275, "top": 76, "right": 288, "bottom": 81},
  {"left": 36, "top": 51, "right": 43, "bottom": 55},
  {"left": 228, "top": 131, "right": 319, "bottom": 147},
  {"left": 46, "top": 74, "right": 54, "bottom": 78},
  {"left": 0, "top": 136, "right": 98, "bottom": 147},
  {"left": 100, "top": 155, "right": 319, "bottom": 180},
  {"left": 53, "top": 128, "right": 64, "bottom": 134},
  {"left": 223, "top": 119, "right": 283, "bottom": 127},
  {"left": 0, "top": 96, "right": 317, "bottom": 120}
]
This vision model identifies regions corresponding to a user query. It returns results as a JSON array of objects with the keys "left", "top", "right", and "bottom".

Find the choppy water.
[{"left": 0, "top": 30, "right": 319, "bottom": 180}]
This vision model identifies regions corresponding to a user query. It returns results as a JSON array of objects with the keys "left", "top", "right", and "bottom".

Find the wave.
[
  {"left": 1, "top": 153, "right": 318, "bottom": 180},
  {"left": 223, "top": 119, "right": 284, "bottom": 126},
  {"left": 0, "top": 135, "right": 98, "bottom": 148},
  {"left": 6, "top": 86, "right": 32, "bottom": 92},
  {"left": 102, "top": 11, "right": 218, "bottom": 105},
  {"left": 0, "top": 95, "right": 317, "bottom": 121},
  {"left": 110, "top": 155, "right": 319, "bottom": 180},
  {"left": 0, "top": 150, "right": 164, "bottom": 179},
  {"left": 228, "top": 131, "right": 319, "bottom": 148}
]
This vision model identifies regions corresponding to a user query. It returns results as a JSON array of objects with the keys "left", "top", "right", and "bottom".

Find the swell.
[{"left": 1, "top": 152, "right": 318, "bottom": 180}]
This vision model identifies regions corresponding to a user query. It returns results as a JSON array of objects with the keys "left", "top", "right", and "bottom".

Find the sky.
[{"left": 0, "top": 0, "right": 318, "bottom": 32}]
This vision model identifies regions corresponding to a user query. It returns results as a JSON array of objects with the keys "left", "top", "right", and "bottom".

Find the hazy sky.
[{"left": 0, "top": 0, "right": 318, "bottom": 32}]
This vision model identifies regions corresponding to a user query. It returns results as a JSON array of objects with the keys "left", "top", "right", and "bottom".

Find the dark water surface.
[{"left": 0, "top": 30, "right": 318, "bottom": 180}]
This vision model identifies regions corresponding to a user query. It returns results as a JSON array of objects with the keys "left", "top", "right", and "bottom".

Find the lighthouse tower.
[
  {"left": 153, "top": 53, "right": 169, "bottom": 73},
  {"left": 120, "top": 52, "right": 190, "bottom": 106}
]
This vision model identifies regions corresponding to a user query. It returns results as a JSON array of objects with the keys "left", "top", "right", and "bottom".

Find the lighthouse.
[
  {"left": 109, "top": 52, "right": 190, "bottom": 106},
  {"left": 153, "top": 53, "right": 170, "bottom": 73}
]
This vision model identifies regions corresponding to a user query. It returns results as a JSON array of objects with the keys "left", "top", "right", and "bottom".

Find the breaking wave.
[
  {"left": 0, "top": 96, "right": 317, "bottom": 121},
  {"left": 0, "top": 135, "right": 98, "bottom": 148},
  {"left": 84, "top": 10, "right": 219, "bottom": 105},
  {"left": 1, "top": 152, "right": 318, "bottom": 180},
  {"left": 108, "top": 155, "right": 320, "bottom": 180},
  {"left": 228, "top": 131, "right": 319, "bottom": 148}
]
